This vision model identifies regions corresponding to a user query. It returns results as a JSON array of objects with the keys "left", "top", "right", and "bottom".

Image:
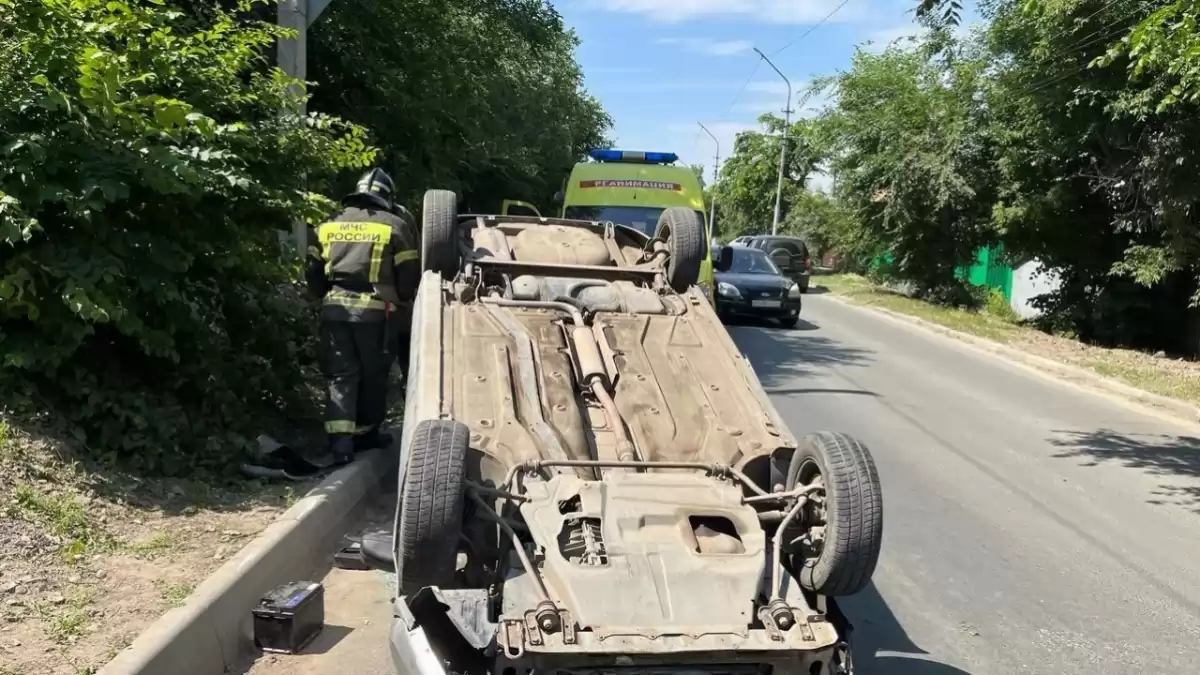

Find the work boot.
[
  {"left": 330, "top": 434, "right": 355, "bottom": 465},
  {"left": 354, "top": 431, "right": 394, "bottom": 453}
]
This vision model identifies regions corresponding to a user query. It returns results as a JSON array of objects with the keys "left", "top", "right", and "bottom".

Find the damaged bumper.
[{"left": 390, "top": 587, "right": 855, "bottom": 675}]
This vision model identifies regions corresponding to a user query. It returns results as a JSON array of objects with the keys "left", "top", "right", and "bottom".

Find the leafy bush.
[
  {"left": 984, "top": 288, "right": 1018, "bottom": 322},
  {"left": 0, "top": 0, "right": 376, "bottom": 475}
]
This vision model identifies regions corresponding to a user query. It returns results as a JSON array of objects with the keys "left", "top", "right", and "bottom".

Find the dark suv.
[{"left": 746, "top": 235, "right": 811, "bottom": 293}]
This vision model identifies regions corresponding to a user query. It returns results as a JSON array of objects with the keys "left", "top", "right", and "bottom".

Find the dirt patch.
[
  {"left": 0, "top": 420, "right": 316, "bottom": 675},
  {"left": 1011, "top": 329, "right": 1200, "bottom": 405}
]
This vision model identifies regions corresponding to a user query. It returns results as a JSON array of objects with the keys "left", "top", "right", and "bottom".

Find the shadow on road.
[
  {"left": 723, "top": 315, "right": 820, "bottom": 331},
  {"left": 805, "top": 285, "right": 831, "bottom": 295},
  {"left": 1048, "top": 428, "right": 1200, "bottom": 511},
  {"left": 842, "top": 582, "right": 976, "bottom": 675},
  {"left": 727, "top": 322, "right": 874, "bottom": 388}
]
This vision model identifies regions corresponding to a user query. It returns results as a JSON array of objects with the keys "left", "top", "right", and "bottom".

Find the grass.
[
  {"left": 817, "top": 273, "right": 1200, "bottom": 407},
  {"left": 154, "top": 579, "right": 195, "bottom": 608},
  {"left": 125, "top": 531, "right": 181, "bottom": 560},
  {"left": 818, "top": 274, "right": 1022, "bottom": 343},
  {"left": 8, "top": 485, "right": 116, "bottom": 560},
  {"left": 32, "top": 590, "right": 95, "bottom": 644}
]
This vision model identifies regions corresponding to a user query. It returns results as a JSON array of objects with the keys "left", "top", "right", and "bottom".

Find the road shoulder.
[{"left": 816, "top": 286, "right": 1200, "bottom": 428}]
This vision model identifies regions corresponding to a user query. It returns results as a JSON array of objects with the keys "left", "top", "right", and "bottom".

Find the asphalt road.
[
  {"left": 733, "top": 292, "right": 1200, "bottom": 674},
  {"left": 255, "top": 291, "right": 1200, "bottom": 674}
]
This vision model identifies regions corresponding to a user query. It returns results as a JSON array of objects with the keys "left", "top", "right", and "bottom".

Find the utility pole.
[
  {"left": 278, "top": 0, "right": 336, "bottom": 258},
  {"left": 697, "top": 122, "right": 720, "bottom": 237},
  {"left": 753, "top": 47, "right": 792, "bottom": 236}
]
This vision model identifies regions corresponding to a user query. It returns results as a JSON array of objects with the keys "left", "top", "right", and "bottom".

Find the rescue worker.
[{"left": 305, "top": 168, "right": 420, "bottom": 463}]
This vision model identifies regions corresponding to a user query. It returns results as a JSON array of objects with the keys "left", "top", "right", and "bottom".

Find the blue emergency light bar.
[{"left": 589, "top": 149, "right": 679, "bottom": 164}]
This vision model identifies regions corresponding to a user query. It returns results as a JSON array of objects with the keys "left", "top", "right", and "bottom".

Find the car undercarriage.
[{"left": 367, "top": 190, "right": 883, "bottom": 675}]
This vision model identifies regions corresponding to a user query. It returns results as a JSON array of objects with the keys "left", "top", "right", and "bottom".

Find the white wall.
[{"left": 1010, "top": 260, "right": 1062, "bottom": 320}]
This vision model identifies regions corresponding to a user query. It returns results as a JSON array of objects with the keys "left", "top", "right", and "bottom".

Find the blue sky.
[{"left": 556, "top": 0, "right": 979, "bottom": 189}]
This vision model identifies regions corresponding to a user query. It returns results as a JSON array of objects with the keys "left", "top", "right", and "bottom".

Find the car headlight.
[
  {"left": 717, "top": 282, "right": 741, "bottom": 298},
  {"left": 787, "top": 282, "right": 801, "bottom": 298}
]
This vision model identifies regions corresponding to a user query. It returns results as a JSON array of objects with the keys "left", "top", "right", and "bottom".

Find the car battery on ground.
[{"left": 252, "top": 580, "right": 325, "bottom": 654}]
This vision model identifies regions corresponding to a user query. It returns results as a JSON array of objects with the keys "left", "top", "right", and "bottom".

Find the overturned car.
[{"left": 362, "top": 190, "right": 884, "bottom": 675}]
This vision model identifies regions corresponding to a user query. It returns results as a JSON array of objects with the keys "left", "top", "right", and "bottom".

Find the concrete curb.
[
  {"left": 99, "top": 448, "right": 398, "bottom": 675},
  {"left": 821, "top": 292, "right": 1200, "bottom": 426}
]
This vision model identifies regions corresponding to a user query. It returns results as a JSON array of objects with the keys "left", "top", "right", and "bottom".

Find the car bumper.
[
  {"left": 391, "top": 590, "right": 853, "bottom": 675},
  {"left": 717, "top": 296, "right": 802, "bottom": 318}
]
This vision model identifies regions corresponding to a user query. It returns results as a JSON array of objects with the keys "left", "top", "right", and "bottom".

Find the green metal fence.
[
  {"left": 869, "top": 245, "right": 1014, "bottom": 301},
  {"left": 957, "top": 244, "right": 1013, "bottom": 301}
]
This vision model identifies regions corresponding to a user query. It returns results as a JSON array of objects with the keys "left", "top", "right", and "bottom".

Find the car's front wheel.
[
  {"left": 784, "top": 431, "right": 883, "bottom": 597},
  {"left": 779, "top": 316, "right": 799, "bottom": 329},
  {"left": 654, "top": 208, "right": 706, "bottom": 292},
  {"left": 421, "top": 189, "right": 459, "bottom": 280}
]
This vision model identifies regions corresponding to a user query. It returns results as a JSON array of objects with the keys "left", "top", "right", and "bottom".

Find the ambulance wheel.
[
  {"left": 398, "top": 419, "right": 467, "bottom": 594},
  {"left": 785, "top": 431, "right": 883, "bottom": 597},
  {"left": 654, "top": 207, "right": 706, "bottom": 293},
  {"left": 422, "top": 189, "right": 459, "bottom": 280}
]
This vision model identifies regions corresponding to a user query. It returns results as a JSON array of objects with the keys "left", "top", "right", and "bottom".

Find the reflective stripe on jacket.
[{"left": 308, "top": 205, "right": 420, "bottom": 322}]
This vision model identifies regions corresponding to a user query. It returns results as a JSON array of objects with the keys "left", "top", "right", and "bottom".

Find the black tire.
[
  {"left": 779, "top": 316, "right": 799, "bottom": 329},
  {"left": 398, "top": 419, "right": 468, "bottom": 594},
  {"left": 422, "top": 189, "right": 459, "bottom": 280},
  {"left": 653, "top": 207, "right": 706, "bottom": 292},
  {"left": 785, "top": 431, "right": 882, "bottom": 597},
  {"left": 799, "top": 280, "right": 810, "bottom": 294}
]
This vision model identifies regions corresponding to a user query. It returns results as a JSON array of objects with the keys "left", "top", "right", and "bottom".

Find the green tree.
[
  {"left": 711, "top": 113, "right": 821, "bottom": 238},
  {"left": 817, "top": 40, "right": 998, "bottom": 297},
  {"left": 305, "top": 0, "right": 612, "bottom": 213},
  {"left": 919, "top": 0, "right": 1200, "bottom": 117},
  {"left": 0, "top": 0, "right": 375, "bottom": 473},
  {"left": 1100, "top": 0, "right": 1200, "bottom": 114},
  {"left": 984, "top": 0, "right": 1200, "bottom": 350},
  {"left": 834, "top": 0, "right": 1200, "bottom": 350},
  {"left": 781, "top": 190, "right": 854, "bottom": 262}
]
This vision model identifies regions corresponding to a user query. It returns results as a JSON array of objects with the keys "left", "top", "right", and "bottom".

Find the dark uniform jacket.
[{"left": 305, "top": 205, "right": 420, "bottom": 324}]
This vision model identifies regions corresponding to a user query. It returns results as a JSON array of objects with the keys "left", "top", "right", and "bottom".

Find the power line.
[
  {"left": 689, "top": 60, "right": 762, "bottom": 165},
  {"left": 1011, "top": 15, "right": 1143, "bottom": 98},
  {"left": 772, "top": 0, "right": 857, "bottom": 56},
  {"left": 692, "top": 0, "right": 852, "bottom": 173},
  {"left": 693, "top": 0, "right": 854, "bottom": 158}
]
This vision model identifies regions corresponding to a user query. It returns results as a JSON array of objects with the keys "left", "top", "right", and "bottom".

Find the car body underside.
[{"left": 383, "top": 194, "right": 882, "bottom": 675}]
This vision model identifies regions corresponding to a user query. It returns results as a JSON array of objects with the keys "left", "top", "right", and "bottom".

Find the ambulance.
[{"left": 501, "top": 149, "right": 714, "bottom": 302}]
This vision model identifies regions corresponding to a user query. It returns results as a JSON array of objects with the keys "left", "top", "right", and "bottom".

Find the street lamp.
[
  {"left": 752, "top": 47, "right": 792, "bottom": 236},
  {"left": 697, "top": 122, "right": 720, "bottom": 236}
]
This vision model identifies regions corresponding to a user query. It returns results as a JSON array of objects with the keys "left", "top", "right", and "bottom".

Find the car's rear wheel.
[
  {"left": 784, "top": 431, "right": 882, "bottom": 597},
  {"left": 398, "top": 419, "right": 468, "bottom": 594},
  {"left": 421, "top": 189, "right": 459, "bottom": 280},
  {"left": 653, "top": 207, "right": 706, "bottom": 292}
]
